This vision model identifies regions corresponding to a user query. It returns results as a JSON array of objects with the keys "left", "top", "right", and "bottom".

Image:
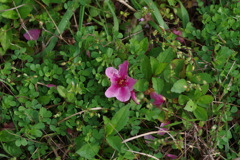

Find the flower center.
[{"left": 117, "top": 78, "right": 127, "bottom": 87}]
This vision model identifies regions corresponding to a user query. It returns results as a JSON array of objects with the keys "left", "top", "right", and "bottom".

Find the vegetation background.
[{"left": 0, "top": 0, "right": 240, "bottom": 159}]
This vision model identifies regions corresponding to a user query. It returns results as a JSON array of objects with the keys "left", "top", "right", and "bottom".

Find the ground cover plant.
[{"left": 0, "top": 0, "right": 240, "bottom": 159}]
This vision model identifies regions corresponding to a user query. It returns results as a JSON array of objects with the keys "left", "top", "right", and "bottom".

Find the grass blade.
[
  {"left": 179, "top": 1, "right": 190, "bottom": 28},
  {"left": 144, "top": 0, "right": 168, "bottom": 29}
]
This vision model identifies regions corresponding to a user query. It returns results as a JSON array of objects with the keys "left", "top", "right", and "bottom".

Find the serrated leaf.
[
  {"left": 193, "top": 106, "right": 208, "bottom": 121},
  {"left": 152, "top": 77, "right": 164, "bottom": 94},
  {"left": 197, "top": 95, "right": 213, "bottom": 105},
  {"left": 184, "top": 99, "right": 197, "bottom": 112},
  {"left": 106, "top": 136, "right": 122, "bottom": 152},
  {"left": 171, "top": 79, "right": 187, "bottom": 93},
  {"left": 133, "top": 79, "right": 149, "bottom": 92},
  {"left": 76, "top": 143, "right": 100, "bottom": 159},
  {"left": 140, "top": 56, "right": 152, "bottom": 81}
]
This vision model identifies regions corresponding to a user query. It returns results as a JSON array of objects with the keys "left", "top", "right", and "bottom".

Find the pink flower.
[
  {"left": 139, "top": 18, "right": 145, "bottom": 21},
  {"left": 150, "top": 92, "right": 165, "bottom": 107},
  {"left": 166, "top": 154, "right": 178, "bottom": 159},
  {"left": 158, "top": 121, "right": 170, "bottom": 135},
  {"left": 144, "top": 134, "right": 155, "bottom": 144},
  {"left": 105, "top": 61, "right": 137, "bottom": 102},
  {"left": 173, "top": 29, "right": 184, "bottom": 43},
  {"left": 46, "top": 84, "right": 57, "bottom": 89},
  {"left": 23, "top": 29, "right": 41, "bottom": 40}
]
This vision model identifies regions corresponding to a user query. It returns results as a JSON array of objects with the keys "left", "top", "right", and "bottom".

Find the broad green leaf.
[
  {"left": 66, "top": 92, "right": 76, "bottom": 102},
  {"left": 2, "top": 10, "right": 18, "bottom": 19},
  {"left": 197, "top": 95, "right": 213, "bottom": 105},
  {"left": 184, "top": 99, "right": 197, "bottom": 112},
  {"left": 2, "top": 142, "right": 22, "bottom": 157},
  {"left": 19, "top": 4, "right": 33, "bottom": 19},
  {"left": 190, "top": 73, "right": 214, "bottom": 84},
  {"left": 133, "top": 79, "right": 149, "bottom": 92},
  {"left": 106, "top": 136, "right": 122, "bottom": 152},
  {"left": 0, "top": 0, "right": 11, "bottom": 2},
  {"left": 140, "top": 56, "right": 152, "bottom": 81},
  {"left": 37, "top": 96, "right": 52, "bottom": 105},
  {"left": 76, "top": 143, "right": 100, "bottom": 159},
  {"left": 0, "top": 130, "right": 17, "bottom": 142},
  {"left": 178, "top": 95, "right": 190, "bottom": 105},
  {"left": 150, "top": 56, "right": 167, "bottom": 75},
  {"left": 152, "top": 77, "right": 164, "bottom": 94},
  {"left": 57, "top": 86, "right": 67, "bottom": 98},
  {"left": 0, "top": 25, "right": 12, "bottom": 51},
  {"left": 33, "top": 123, "right": 45, "bottom": 130},
  {"left": 157, "top": 47, "right": 175, "bottom": 63},
  {"left": 164, "top": 59, "right": 185, "bottom": 83},
  {"left": 193, "top": 106, "right": 208, "bottom": 121},
  {"left": 39, "top": 107, "right": 52, "bottom": 118},
  {"left": 42, "top": 0, "right": 50, "bottom": 6},
  {"left": 171, "top": 79, "right": 187, "bottom": 93},
  {"left": 105, "top": 105, "right": 130, "bottom": 136}
]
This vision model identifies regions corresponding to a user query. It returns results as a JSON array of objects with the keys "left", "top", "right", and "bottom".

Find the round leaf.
[
  {"left": 193, "top": 106, "right": 208, "bottom": 121},
  {"left": 171, "top": 79, "right": 187, "bottom": 93}
]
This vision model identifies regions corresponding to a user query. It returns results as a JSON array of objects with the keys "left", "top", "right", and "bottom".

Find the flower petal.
[
  {"left": 144, "top": 135, "right": 155, "bottom": 144},
  {"left": 105, "top": 84, "right": 119, "bottom": 98},
  {"left": 131, "top": 91, "right": 140, "bottom": 104},
  {"left": 158, "top": 122, "right": 170, "bottom": 135},
  {"left": 126, "top": 77, "right": 137, "bottom": 91},
  {"left": 150, "top": 92, "right": 165, "bottom": 106},
  {"left": 116, "top": 86, "right": 131, "bottom": 102},
  {"left": 24, "top": 29, "right": 41, "bottom": 40},
  {"left": 105, "top": 67, "right": 118, "bottom": 79},
  {"left": 118, "top": 61, "right": 128, "bottom": 78},
  {"left": 166, "top": 154, "right": 178, "bottom": 159}
]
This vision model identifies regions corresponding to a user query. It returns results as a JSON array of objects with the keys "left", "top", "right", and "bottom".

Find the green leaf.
[
  {"left": 178, "top": 95, "right": 190, "bottom": 105},
  {"left": 0, "top": 130, "right": 17, "bottom": 142},
  {"left": 57, "top": 86, "right": 67, "bottom": 98},
  {"left": 39, "top": 107, "right": 52, "bottom": 118},
  {"left": 171, "top": 79, "right": 187, "bottom": 93},
  {"left": 106, "top": 136, "right": 122, "bottom": 152},
  {"left": 197, "top": 95, "right": 213, "bottom": 105},
  {"left": 0, "top": 153, "right": 10, "bottom": 158},
  {"left": 0, "top": 25, "right": 13, "bottom": 51},
  {"left": 37, "top": 96, "right": 52, "bottom": 105},
  {"left": 105, "top": 105, "right": 130, "bottom": 136},
  {"left": 133, "top": 79, "right": 149, "bottom": 92},
  {"left": 150, "top": 56, "right": 167, "bottom": 75},
  {"left": 66, "top": 92, "right": 76, "bottom": 102},
  {"left": 1, "top": 9, "right": 18, "bottom": 19},
  {"left": 144, "top": 0, "right": 168, "bottom": 29},
  {"left": 184, "top": 99, "right": 197, "bottom": 112},
  {"left": 193, "top": 106, "right": 208, "bottom": 121},
  {"left": 42, "top": 0, "right": 50, "bottom": 6},
  {"left": 178, "top": 1, "right": 190, "bottom": 28},
  {"left": 2, "top": 141, "right": 22, "bottom": 157},
  {"left": 76, "top": 143, "right": 100, "bottom": 159},
  {"left": 157, "top": 47, "right": 175, "bottom": 63},
  {"left": 33, "top": 123, "right": 45, "bottom": 130},
  {"left": 140, "top": 56, "right": 152, "bottom": 81},
  {"left": 190, "top": 73, "right": 214, "bottom": 84},
  {"left": 0, "top": 0, "right": 11, "bottom": 2},
  {"left": 152, "top": 77, "right": 164, "bottom": 94}
]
